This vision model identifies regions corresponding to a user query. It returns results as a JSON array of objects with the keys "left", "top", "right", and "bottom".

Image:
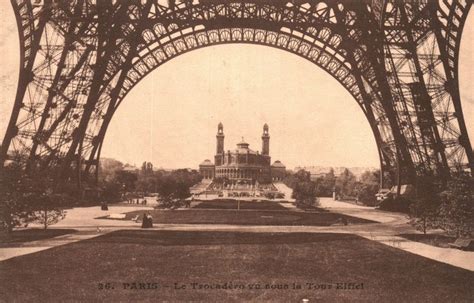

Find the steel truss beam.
[{"left": 1, "top": 0, "right": 472, "bottom": 189}]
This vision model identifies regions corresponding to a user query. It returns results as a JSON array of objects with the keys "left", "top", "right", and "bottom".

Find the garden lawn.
[
  {"left": 105, "top": 209, "right": 375, "bottom": 226},
  {"left": 192, "top": 200, "right": 290, "bottom": 210},
  {"left": 0, "top": 229, "right": 76, "bottom": 247},
  {"left": 0, "top": 231, "right": 472, "bottom": 302}
]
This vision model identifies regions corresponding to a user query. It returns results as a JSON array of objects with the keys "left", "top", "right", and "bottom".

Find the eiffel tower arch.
[{"left": 1, "top": 0, "right": 472, "bottom": 189}]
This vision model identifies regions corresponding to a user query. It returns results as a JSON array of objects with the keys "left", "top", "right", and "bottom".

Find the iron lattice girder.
[
  {"left": 382, "top": 0, "right": 473, "bottom": 176},
  {"left": 1, "top": 0, "right": 472, "bottom": 186},
  {"left": 80, "top": 0, "right": 403, "bottom": 180}
]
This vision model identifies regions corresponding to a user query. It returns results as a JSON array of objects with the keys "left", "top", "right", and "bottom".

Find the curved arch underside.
[{"left": 1, "top": 0, "right": 472, "bottom": 186}]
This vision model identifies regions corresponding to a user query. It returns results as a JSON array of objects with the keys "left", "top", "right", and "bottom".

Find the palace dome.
[
  {"left": 235, "top": 138, "right": 258, "bottom": 154},
  {"left": 199, "top": 159, "right": 214, "bottom": 166},
  {"left": 271, "top": 160, "right": 286, "bottom": 168}
]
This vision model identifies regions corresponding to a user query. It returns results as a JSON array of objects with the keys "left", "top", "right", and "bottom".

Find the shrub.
[
  {"left": 409, "top": 198, "right": 440, "bottom": 234},
  {"left": 355, "top": 182, "right": 379, "bottom": 206},
  {"left": 379, "top": 196, "right": 412, "bottom": 213},
  {"left": 289, "top": 171, "right": 319, "bottom": 209},
  {"left": 407, "top": 175, "right": 442, "bottom": 234},
  {"left": 438, "top": 174, "right": 473, "bottom": 237}
]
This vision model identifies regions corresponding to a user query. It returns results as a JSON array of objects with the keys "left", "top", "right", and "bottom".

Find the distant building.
[
  {"left": 199, "top": 123, "right": 286, "bottom": 184},
  {"left": 199, "top": 159, "right": 215, "bottom": 179},
  {"left": 271, "top": 160, "right": 286, "bottom": 181}
]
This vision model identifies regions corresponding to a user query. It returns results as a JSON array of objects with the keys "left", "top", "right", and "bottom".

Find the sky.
[{"left": 0, "top": 3, "right": 472, "bottom": 170}]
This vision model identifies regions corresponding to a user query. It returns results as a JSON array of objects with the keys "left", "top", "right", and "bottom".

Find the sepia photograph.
[{"left": 0, "top": 0, "right": 473, "bottom": 302}]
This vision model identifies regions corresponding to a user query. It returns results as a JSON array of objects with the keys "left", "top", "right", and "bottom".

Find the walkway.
[
  {"left": 273, "top": 182, "right": 295, "bottom": 202},
  {"left": 318, "top": 198, "right": 474, "bottom": 271},
  {"left": 0, "top": 205, "right": 151, "bottom": 262},
  {"left": 1, "top": 200, "right": 473, "bottom": 272}
]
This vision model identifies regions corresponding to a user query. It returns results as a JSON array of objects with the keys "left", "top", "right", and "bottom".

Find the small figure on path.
[
  {"left": 184, "top": 199, "right": 191, "bottom": 208},
  {"left": 141, "top": 212, "right": 153, "bottom": 228},
  {"left": 141, "top": 212, "right": 149, "bottom": 228},
  {"left": 146, "top": 212, "right": 153, "bottom": 228}
]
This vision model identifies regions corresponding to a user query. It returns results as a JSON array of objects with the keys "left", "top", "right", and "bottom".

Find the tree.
[
  {"left": 174, "top": 182, "right": 191, "bottom": 200},
  {"left": 283, "top": 170, "right": 312, "bottom": 189},
  {"left": 1, "top": 158, "right": 68, "bottom": 231},
  {"left": 313, "top": 168, "right": 336, "bottom": 197},
  {"left": 141, "top": 161, "right": 154, "bottom": 177},
  {"left": 98, "top": 158, "right": 123, "bottom": 182},
  {"left": 282, "top": 171, "right": 298, "bottom": 189},
  {"left": 336, "top": 168, "right": 357, "bottom": 198},
  {"left": 26, "top": 191, "right": 66, "bottom": 230},
  {"left": 0, "top": 166, "right": 35, "bottom": 232},
  {"left": 409, "top": 175, "right": 442, "bottom": 234},
  {"left": 101, "top": 181, "right": 123, "bottom": 202},
  {"left": 438, "top": 174, "right": 474, "bottom": 237},
  {"left": 151, "top": 169, "right": 202, "bottom": 208},
  {"left": 355, "top": 170, "right": 380, "bottom": 205},
  {"left": 22, "top": 171, "right": 70, "bottom": 230},
  {"left": 289, "top": 170, "right": 319, "bottom": 208},
  {"left": 115, "top": 170, "right": 138, "bottom": 192}
]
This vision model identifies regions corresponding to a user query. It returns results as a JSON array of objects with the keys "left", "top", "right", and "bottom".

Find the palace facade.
[{"left": 199, "top": 123, "right": 286, "bottom": 184}]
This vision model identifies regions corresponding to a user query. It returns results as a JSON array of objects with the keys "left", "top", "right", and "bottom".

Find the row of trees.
[
  {"left": 284, "top": 167, "right": 473, "bottom": 237},
  {"left": 284, "top": 168, "right": 381, "bottom": 205},
  {"left": 1, "top": 157, "right": 203, "bottom": 231},
  {"left": 136, "top": 168, "right": 202, "bottom": 204},
  {"left": 99, "top": 160, "right": 202, "bottom": 205}
]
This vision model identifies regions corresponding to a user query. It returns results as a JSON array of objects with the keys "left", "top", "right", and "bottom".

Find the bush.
[
  {"left": 355, "top": 183, "right": 379, "bottom": 205},
  {"left": 409, "top": 198, "right": 440, "bottom": 234},
  {"left": 30, "top": 207, "right": 66, "bottom": 230},
  {"left": 295, "top": 197, "right": 320, "bottom": 210},
  {"left": 407, "top": 175, "right": 443, "bottom": 234},
  {"left": 289, "top": 171, "right": 319, "bottom": 209},
  {"left": 438, "top": 174, "right": 473, "bottom": 237},
  {"left": 355, "top": 170, "right": 380, "bottom": 205},
  {"left": 379, "top": 196, "right": 412, "bottom": 213},
  {"left": 0, "top": 163, "right": 69, "bottom": 231},
  {"left": 1, "top": 199, "right": 36, "bottom": 232}
]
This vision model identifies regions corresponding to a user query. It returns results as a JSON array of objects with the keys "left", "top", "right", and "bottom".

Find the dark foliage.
[
  {"left": 0, "top": 159, "right": 70, "bottom": 231},
  {"left": 438, "top": 173, "right": 474, "bottom": 237},
  {"left": 355, "top": 170, "right": 380, "bottom": 205},
  {"left": 408, "top": 175, "right": 442, "bottom": 234},
  {"left": 284, "top": 170, "right": 319, "bottom": 208},
  {"left": 379, "top": 196, "right": 412, "bottom": 214}
]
